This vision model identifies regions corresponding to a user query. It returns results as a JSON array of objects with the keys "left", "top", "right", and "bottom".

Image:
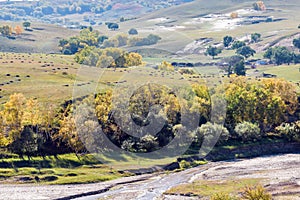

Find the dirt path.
[{"left": 0, "top": 154, "right": 299, "bottom": 200}]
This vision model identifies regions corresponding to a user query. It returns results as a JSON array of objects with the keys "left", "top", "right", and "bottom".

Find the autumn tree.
[
  {"left": 0, "top": 94, "right": 44, "bottom": 157},
  {"left": 158, "top": 61, "right": 174, "bottom": 71},
  {"left": 224, "top": 77, "right": 297, "bottom": 131},
  {"left": 2, "top": 93, "right": 27, "bottom": 145},
  {"left": 253, "top": 1, "right": 266, "bottom": 11},
  {"left": 14, "top": 25, "right": 23, "bottom": 35},
  {"left": 56, "top": 115, "right": 85, "bottom": 157},
  {"left": 0, "top": 25, "right": 12, "bottom": 37},
  {"left": 124, "top": 52, "right": 143, "bottom": 67}
]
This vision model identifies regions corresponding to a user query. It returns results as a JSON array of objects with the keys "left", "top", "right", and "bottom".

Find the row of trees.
[
  {"left": 59, "top": 28, "right": 160, "bottom": 55},
  {"left": 264, "top": 46, "right": 300, "bottom": 65},
  {"left": 0, "top": 25, "right": 24, "bottom": 37},
  {"left": 1, "top": 77, "right": 297, "bottom": 158},
  {"left": 98, "top": 33, "right": 161, "bottom": 48},
  {"left": 74, "top": 46, "right": 143, "bottom": 68}
]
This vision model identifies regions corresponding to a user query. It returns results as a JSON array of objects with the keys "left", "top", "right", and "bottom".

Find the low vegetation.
[{"left": 165, "top": 178, "right": 265, "bottom": 198}]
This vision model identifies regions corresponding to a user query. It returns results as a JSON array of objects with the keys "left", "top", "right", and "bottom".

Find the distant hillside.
[
  {"left": 0, "top": 0, "right": 195, "bottom": 26},
  {"left": 0, "top": 22, "right": 78, "bottom": 53},
  {"left": 103, "top": 0, "right": 300, "bottom": 59}
]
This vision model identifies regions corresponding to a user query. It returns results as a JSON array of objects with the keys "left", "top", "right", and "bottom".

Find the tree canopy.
[
  {"left": 206, "top": 46, "right": 222, "bottom": 59},
  {"left": 223, "top": 36, "right": 233, "bottom": 48},
  {"left": 236, "top": 46, "right": 256, "bottom": 58}
]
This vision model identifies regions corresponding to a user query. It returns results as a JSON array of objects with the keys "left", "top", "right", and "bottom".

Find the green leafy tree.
[
  {"left": 293, "top": 38, "right": 300, "bottom": 52},
  {"left": 128, "top": 28, "right": 138, "bottom": 35},
  {"left": 236, "top": 46, "right": 256, "bottom": 58},
  {"left": 22, "top": 21, "right": 31, "bottom": 30},
  {"left": 222, "top": 55, "right": 244, "bottom": 77},
  {"left": 206, "top": 46, "right": 222, "bottom": 59},
  {"left": 251, "top": 33, "right": 261, "bottom": 43},
  {"left": 98, "top": 35, "right": 108, "bottom": 44},
  {"left": 234, "top": 60, "right": 246, "bottom": 76},
  {"left": 9, "top": 126, "right": 38, "bottom": 160},
  {"left": 108, "top": 23, "right": 119, "bottom": 30},
  {"left": 263, "top": 47, "right": 273, "bottom": 60},
  {"left": 223, "top": 36, "right": 233, "bottom": 48},
  {"left": 232, "top": 41, "right": 246, "bottom": 49},
  {"left": 264, "top": 46, "right": 293, "bottom": 65}
]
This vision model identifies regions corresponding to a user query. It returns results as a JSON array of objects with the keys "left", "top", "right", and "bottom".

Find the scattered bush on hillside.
[
  {"left": 158, "top": 61, "right": 174, "bottom": 71},
  {"left": 251, "top": 33, "right": 261, "bottom": 43},
  {"left": 241, "top": 185, "right": 272, "bottom": 200},
  {"left": 128, "top": 34, "right": 161, "bottom": 46},
  {"left": 128, "top": 28, "right": 138, "bottom": 35},
  {"left": 210, "top": 185, "right": 271, "bottom": 200},
  {"left": 210, "top": 193, "right": 237, "bottom": 200}
]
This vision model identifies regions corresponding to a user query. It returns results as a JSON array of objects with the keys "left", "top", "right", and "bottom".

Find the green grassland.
[
  {"left": 0, "top": 52, "right": 209, "bottom": 105},
  {"left": 0, "top": 152, "right": 184, "bottom": 184},
  {"left": 0, "top": 51, "right": 299, "bottom": 105},
  {"left": 165, "top": 178, "right": 262, "bottom": 197},
  {"left": 0, "top": 153, "right": 130, "bottom": 184}
]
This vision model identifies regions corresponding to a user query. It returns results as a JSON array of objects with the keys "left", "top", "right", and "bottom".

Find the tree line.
[
  {"left": 0, "top": 77, "right": 298, "bottom": 158},
  {"left": 59, "top": 28, "right": 161, "bottom": 55}
]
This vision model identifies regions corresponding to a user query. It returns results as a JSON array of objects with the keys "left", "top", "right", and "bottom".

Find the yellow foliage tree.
[
  {"left": 225, "top": 77, "right": 297, "bottom": 129},
  {"left": 0, "top": 94, "right": 43, "bottom": 147},
  {"left": 125, "top": 52, "right": 143, "bottom": 67},
  {"left": 230, "top": 12, "right": 238, "bottom": 19},
  {"left": 57, "top": 115, "right": 85, "bottom": 156},
  {"left": 253, "top": 1, "right": 266, "bottom": 11},
  {"left": 95, "top": 89, "right": 113, "bottom": 124},
  {"left": 14, "top": 25, "right": 23, "bottom": 35},
  {"left": 2, "top": 93, "right": 26, "bottom": 144},
  {"left": 158, "top": 61, "right": 174, "bottom": 71}
]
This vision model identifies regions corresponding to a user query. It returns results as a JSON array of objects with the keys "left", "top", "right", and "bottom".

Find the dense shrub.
[
  {"left": 128, "top": 28, "right": 138, "bottom": 35},
  {"left": 275, "top": 121, "right": 300, "bottom": 142},
  {"left": 210, "top": 193, "right": 237, "bottom": 200},
  {"left": 196, "top": 122, "right": 229, "bottom": 146},
  {"left": 234, "top": 122, "right": 261, "bottom": 142},
  {"left": 241, "top": 185, "right": 272, "bottom": 200}
]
